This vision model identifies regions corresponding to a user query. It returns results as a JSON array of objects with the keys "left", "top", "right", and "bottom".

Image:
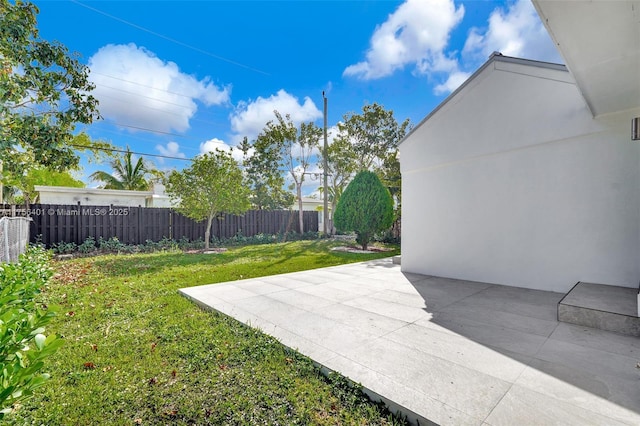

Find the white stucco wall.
[
  {"left": 400, "top": 58, "right": 640, "bottom": 292},
  {"left": 36, "top": 186, "right": 153, "bottom": 207}
]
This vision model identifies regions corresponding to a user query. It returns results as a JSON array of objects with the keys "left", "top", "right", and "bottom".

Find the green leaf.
[{"left": 34, "top": 333, "right": 45, "bottom": 351}]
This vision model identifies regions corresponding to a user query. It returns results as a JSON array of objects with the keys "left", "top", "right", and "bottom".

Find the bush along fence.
[{"left": 0, "top": 204, "right": 319, "bottom": 248}]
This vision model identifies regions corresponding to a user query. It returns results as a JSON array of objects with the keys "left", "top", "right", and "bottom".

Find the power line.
[
  {"left": 97, "top": 121, "right": 188, "bottom": 137},
  {"left": 91, "top": 71, "right": 209, "bottom": 100},
  {"left": 72, "top": 144, "right": 193, "bottom": 162},
  {"left": 82, "top": 125, "right": 203, "bottom": 155},
  {"left": 94, "top": 83, "right": 196, "bottom": 109},
  {"left": 91, "top": 89, "right": 229, "bottom": 128},
  {"left": 70, "top": 0, "right": 270, "bottom": 76}
]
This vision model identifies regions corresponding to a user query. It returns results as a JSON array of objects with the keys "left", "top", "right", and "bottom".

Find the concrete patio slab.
[
  {"left": 179, "top": 258, "right": 640, "bottom": 426},
  {"left": 558, "top": 282, "right": 640, "bottom": 336}
]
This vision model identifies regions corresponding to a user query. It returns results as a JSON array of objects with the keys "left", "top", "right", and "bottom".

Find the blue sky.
[{"left": 32, "top": 0, "right": 561, "bottom": 193}]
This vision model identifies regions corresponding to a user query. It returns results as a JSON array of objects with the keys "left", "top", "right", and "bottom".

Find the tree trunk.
[
  {"left": 330, "top": 199, "right": 337, "bottom": 235},
  {"left": 282, "top": 209, "right": 295, "bottom": 242},
  {"left": 204, "top": 214, "right": 214, "bottom": 250},
  {"left": 296, "top": 183, "right": 304, "bottom": 234}
]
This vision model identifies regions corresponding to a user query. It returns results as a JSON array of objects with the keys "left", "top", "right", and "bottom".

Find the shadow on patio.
[
  {"left": 405, "top": 273, "right": 640, "bottom": 425},
  {"left": 180, "top": 258, "right": 640, "bottom": 425}
]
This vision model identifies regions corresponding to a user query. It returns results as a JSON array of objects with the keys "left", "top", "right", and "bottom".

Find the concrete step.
[{"left": 558, "top": 282, "right": 640, "bottom": 337}]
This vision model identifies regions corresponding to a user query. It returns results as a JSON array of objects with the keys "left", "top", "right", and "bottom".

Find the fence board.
[{"left": 0, "top": 204, "right": 318, "bottom": 247}]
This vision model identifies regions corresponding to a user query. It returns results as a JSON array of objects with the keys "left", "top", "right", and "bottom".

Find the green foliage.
[
  {"left": 239, "top": 137, "right": 295, "bottom": 210},
  {"left": 322, "top": 103, "right": 409, "bottom": 232},
  {"left": 97, "top": 236, "right": 126, "bottom": 253},
  {"left": 0, "top": 246, "right": 63, "bottom": 417},
  {"left": 77, "top": 236, "right": 96, "bottom": 254},
  {"left": 0, "top": 0, "right": 99, "bottom": 175},
  {"left": 10, "top": 166, "right": 85, "bottom": 205},
  {"left": 248, "top": 111, "right": 322, "bottom": 232},
  {"left": 337, "top": 102, "right": 410, "bottom": 172},
  {"left": 89, "top": 148, "right": 153, "bottom": 191},
  {"left": 2, "top": 133, "right": 114, "bottom": 205},
  {"left": 4, "top": 241, "right": 402, "bottom": 424},
  {"left": 51, "top": 241, "right": 76, "bottom": 255},
  {"left": 49, "top": 231, "right": 324, "bottom": 257},
  {"left": 320, "top": 134, "right": 358, "bottom": 230},
  {"left": 334, "top": 171, "right": 394, "bottom": 250},
  {"left": 166, "top": 150, "right": 251, "bottom": 249},
  {"left": 377, "top": 149, "right": 401, "bottom": 206}
]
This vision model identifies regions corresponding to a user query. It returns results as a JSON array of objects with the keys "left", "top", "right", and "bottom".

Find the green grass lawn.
[{"left": 6, "top": 240, "right": 406, "bottom": 425}]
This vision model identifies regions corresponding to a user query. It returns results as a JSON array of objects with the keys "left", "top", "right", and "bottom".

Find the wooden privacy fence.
[{"left": 0, "top": 204, "right": 319, "bottom": 248}]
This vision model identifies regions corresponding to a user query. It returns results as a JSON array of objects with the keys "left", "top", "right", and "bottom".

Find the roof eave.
[{"left": 399, "top": 54, "right": 567, "bottom": 146}]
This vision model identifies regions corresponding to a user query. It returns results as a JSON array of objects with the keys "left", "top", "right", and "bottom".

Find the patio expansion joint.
[
  {"left": 331, "top": 349, "right": 471, "bottom": 424},
  {"left": 481, "top": 321, "right": 628, "bottom": 426},
  {"left": 480, "top": 352, "right": 539, "bottom": 424},
  {"left": 427, "top": 283, "right": 501, "bottom": 314}
]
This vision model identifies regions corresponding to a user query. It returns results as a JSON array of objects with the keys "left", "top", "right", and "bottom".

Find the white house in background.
[
  {"left": 294, "top": 197, "right": 330, "bottom": 232},
  {"left": 35, "top": 184, "right": 172, "bottom": 208},
  {"left": 399, "top": 0, "right": 640, "bottom": 293}
]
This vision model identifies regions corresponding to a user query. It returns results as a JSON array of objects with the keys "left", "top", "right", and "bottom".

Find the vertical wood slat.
[{"left": 12, "top": 204, "right": 316, "bottom": 247}]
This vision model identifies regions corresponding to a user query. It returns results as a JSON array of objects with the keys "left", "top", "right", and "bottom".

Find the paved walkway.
[{"left": 180, "top": 258, "right": 640, "bottom": 425}]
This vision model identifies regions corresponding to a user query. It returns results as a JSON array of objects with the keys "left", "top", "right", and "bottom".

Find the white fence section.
[{"left": 0, "top": 217, "right": 30, "bottom": 263}]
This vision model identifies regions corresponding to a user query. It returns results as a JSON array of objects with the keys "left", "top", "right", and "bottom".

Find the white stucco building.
[
  {"left": 35, "top": 184, "right": 172, "bottom": 208},
  {"left": 294, "top": 197, "right": 330, "bottom": 232},
  {"left": 400, "top": 1, "right": 640, "bottom": 293}
]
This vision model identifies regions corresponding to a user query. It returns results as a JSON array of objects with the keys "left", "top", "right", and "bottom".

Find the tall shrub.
[
  {"left": 333, "top": 171, "right": 394, "bottom": 250},
  {"left": 0, "top": 246, "right": 62, "bottom": 418}
]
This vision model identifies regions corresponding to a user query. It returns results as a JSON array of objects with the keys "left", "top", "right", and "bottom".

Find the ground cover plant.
[
  {"left": 5, "top": 240, "right": 404, "bottom": 425},
  {"left": 0, "top": 246, "right": 63, "bottom": 418}
]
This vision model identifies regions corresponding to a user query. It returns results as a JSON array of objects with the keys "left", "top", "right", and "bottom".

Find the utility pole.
[{"left": 322, "top": 91, "right": 329, "bottom": 236}]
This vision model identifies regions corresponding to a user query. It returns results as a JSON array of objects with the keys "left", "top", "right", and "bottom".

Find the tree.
[
  {"left": 375, "top": 148, "right": 401, "bottom": 217},
  {"left": 1, "top": 132, "right": 113, "bottom": 205},
  {"left": 89, "top": 148, "right": 153, "bottom": 191},
  {"left": 333, "top": 170, "right": 394, "bottom": 250},
  {"left": 10, "top": 166, "right": 84, "bottom": 204},
  {"left": 251, "top": 111, "right": 322, "bottom": 233},
  {"left": 165, "top": 150, "right": 250, "bottom": 250},
  {"left": 320, "top": 134, "right": 358, "bottom": 232},
  {"left": 325, "top": 103, "right": 410, "bottom": 226},
  {"left": 0, "top": 0, "right": 99, "bottom": 176},
  {"left": 337, "top": 103, "right": 410, "bottom": 171},
  {"left": 239, "top": 137, "right": 294, "bottom": 210}
]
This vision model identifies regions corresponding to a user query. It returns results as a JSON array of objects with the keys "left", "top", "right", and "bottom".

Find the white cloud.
[
  {"left": 325, "top": 124, "right": 340, "bottom": 146},
  {"left": 343, "top": 0, "right": 561, "bottom": 96},
  {"left": 434, "top": 71, "right": 471, "bottom": 95},
  {"left": 89, "top": 43, "right": 230, "bottom": 133},
  {"left": 286, "top": 164, "right": 324, "bottom": 196},
  {"left": 156, "top": 141, "right": 186, "bottom": 159},
  {"left": 229, "top": 89, "right": 322, "bottom": 143},
  {"left": 199, "top": 137, "right": 245, "bottom": 162},
  {"left": 462, "top": 0, "right": 561, "bottom": 63},
  {"left": 343, "top": 0, "right": 464, "bottom": 80}
]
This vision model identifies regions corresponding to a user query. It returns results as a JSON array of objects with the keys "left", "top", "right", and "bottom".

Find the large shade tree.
[
  {"left": 336, "top": 102, "right": 410, "bottom": 172},
  {"left": 165, "top": 150, "right": 251, "bottom": 250},
  {"left": 0, "top": 0, "right": 100, "bottom": 176},
  {"left": 250, "top": 111, "right": 322, "bottom": 233},
  {"left": 322, "top": 103, "right": 409, "bottom": 232},
  {"left": 239, "top": 136, "right": 294, "bottom": 210},
  {"left": 319, "top": 134, "right": 357, "bottom": 232}
]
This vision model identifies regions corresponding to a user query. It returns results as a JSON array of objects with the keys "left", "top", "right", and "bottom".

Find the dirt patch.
[
  {"left": 184, "top": 248, "right": 228, "bottom": 255},
  {"left": 331, "top": 246, "right": 392, "bottom": 254}
]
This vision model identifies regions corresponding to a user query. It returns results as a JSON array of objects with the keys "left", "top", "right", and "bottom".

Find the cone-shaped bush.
[{"left": 334, "top": 170, "right": 394, "bottom": 250}]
